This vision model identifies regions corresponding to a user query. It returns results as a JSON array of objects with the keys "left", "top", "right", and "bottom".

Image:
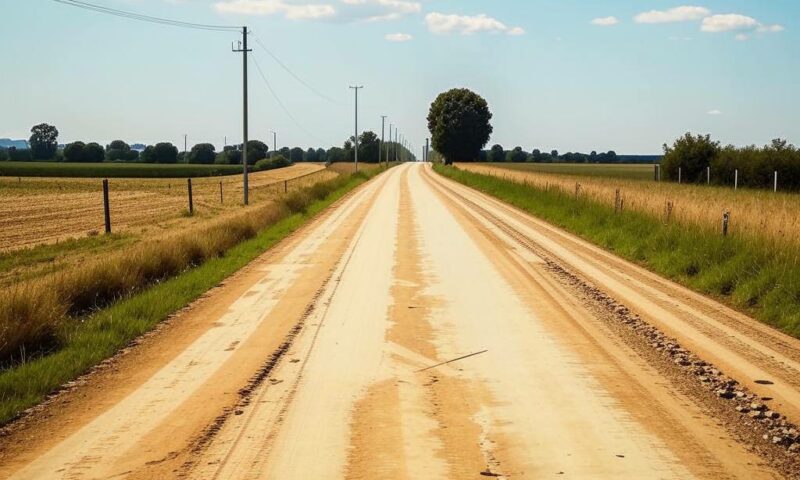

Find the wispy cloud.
[
  {"left": 701, "top": 14, "right": 758, "bottom": 32},
  {"left": 385, "top": 32, "right": 412, "bottom": 42},
  {"left": 591, "top": 16, "right": 619, "bottom": 27},
  {"left": 213, "top": 0, "right": 421, "bottom": 22},
  {"left": 634, "top": 6, "right": 710, "bottom": 24},
  {"left": 707, "top": 109, "right": 722, "bottom": 115},
  {"left": 213, "top": 0, "right": 335, "bottom": 20},
  {"left": 425, "top": 12, "right": 524, "bottom": 36}
]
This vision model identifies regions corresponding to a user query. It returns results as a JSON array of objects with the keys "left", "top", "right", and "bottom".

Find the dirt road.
[{"left": 3, "top": 163, "right": 800, "bottom": 478}]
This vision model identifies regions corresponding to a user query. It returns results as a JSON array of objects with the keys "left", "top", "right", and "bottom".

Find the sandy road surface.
[{"left": 2, "top": 163, "right": 799, "bottom": 478}]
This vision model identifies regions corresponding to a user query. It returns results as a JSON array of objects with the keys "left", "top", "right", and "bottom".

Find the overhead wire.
[
  {"left": 51, "top": 0, "right": 240, "bottom": 31},
  {"left": 252, "top": 34, "right": 345, "bottom": 106},
  {"left": 251, "top": 55, "right": 328, "bottom": 146}
]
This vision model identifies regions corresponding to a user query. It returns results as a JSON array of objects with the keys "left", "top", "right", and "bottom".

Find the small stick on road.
[{"left": 416, "top": 350, "right": 488, "bottom": 373}]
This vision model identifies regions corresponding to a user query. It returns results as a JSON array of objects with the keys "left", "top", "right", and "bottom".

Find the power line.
[
  {"left": 51, "top": 0, "right": 239, "bottom": 32},
  {"left": 250, "top": 55, "right": 327, "bottom": 146},
  {"left": 252, "top": 35, "right": 344, "bottom": 106}
]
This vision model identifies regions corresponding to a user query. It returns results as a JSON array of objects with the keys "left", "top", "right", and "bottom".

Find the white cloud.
[
  {"left": 213, "top": 0, "right": 422, "bottom": 22},
  {"left": 591, "top": 16, "right": 619, "bottom": 27},
  {"left": 385, "top": 32, "right": 412, "bottom": 42},
  {"left": 634, "top": 6, "right": 710, "bottom": 24},
  {"left": 425, "top": 12, "right": 524, "bottom": 36},
  {"left": 758, "top": 24, "right": 785, "bottom": 33},
  {"left": 213, "top": 0, "right": 336, "bottom": 20},
  {"left": 707, "top": 109, "right": 722, "bottom": 115},
  {"left": 735, "top": 33, "right": 749, "bottom": 41},
  {"left": 339, "top": 0, "right": 420, "bottom": 22},
  {"left": 701, "top": 14, "right": 758, "bottom": 32}
]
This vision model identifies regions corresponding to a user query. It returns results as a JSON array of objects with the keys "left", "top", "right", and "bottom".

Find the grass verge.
[
  {"left": 0, "top": 167, "right": 387, "bottom": 423},
  {"left": 434, "top": 164, "right": 800, "bottom": 338}
]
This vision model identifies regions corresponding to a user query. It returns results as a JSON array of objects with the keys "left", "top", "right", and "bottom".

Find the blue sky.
[{"left": 2, "top": 1, "right": 798, "bottom": 154}]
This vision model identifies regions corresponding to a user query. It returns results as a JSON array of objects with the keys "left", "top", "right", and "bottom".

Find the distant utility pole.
[
  {"left": 183, "top": 134, "right": 188, "bottom": 162},
  {"left": 388, "top": 124, "right": 393, "bottom": 165},
  {"left": 232, "top": 26, "right": 252, "bottom": 205},
  {"left": 380, "top": 116, "right": 387, "bottom": 166},
  {"left": 224, "top": 135, "right": 227, "bottom": 148},
  {"left": 395, "top": 129, "right": 399, "bottom": 162},
  {"left": 349, "top": 86, "right": 363, "bottom": 172},
  {"left": 425, "top": 138, "right": 429, "bottom": 162},
  {"left": 270, "top": 130, "right": 277, "bottom": 153}
]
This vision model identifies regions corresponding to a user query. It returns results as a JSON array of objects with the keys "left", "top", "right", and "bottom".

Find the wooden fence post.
[
  {"left": 707, "top": 166, "right": 710, "bottom": 185},
  {"left": 614, "top": 189, "right": 621, "bottom": 213},
  {"left": 102, "top": 179, "right": 111, "bottom": 234},
  {"left": 722, "top": 211, "right": 730, "bottom": 236},
  {"left": 734, "top": 170, "right": 739, "bottom": 190},
  {"left": 284, "top": 180, "right": 288, "bottom": 193},
  {"left": 187, "top": 178, "right": 194, "bottom": 214},
  {"left": 678, "top": 167, "right": 682, "bottom": 184},
  {"left": 774, "top": 171, "right": 778, "bottom": 193},
  {"left": 220, "top": 181, "right": 224, "bottom": 204}
]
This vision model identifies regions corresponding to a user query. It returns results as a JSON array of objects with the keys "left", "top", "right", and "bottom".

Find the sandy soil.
[{"left": 2, "top": 163, "right": 799, "bottom": 478}]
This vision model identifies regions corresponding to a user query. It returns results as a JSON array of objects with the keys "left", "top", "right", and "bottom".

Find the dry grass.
[
  {"left": 460, "top": 163, "right": 800, "bottom": 249},
  {"left": 0, "top": 168, "right": 369, "bottom": 362},
  {"left": 0, "top": 163, "right": 332, "bottom": 252}
]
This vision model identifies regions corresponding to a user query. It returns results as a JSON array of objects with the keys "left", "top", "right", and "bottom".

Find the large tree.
[
  {"left": 84, "top": 142, "right": 105, "bottom": 163},
  {"left": 662, "top": 133, "right": 720, "bottom": 182},
  {"left": 29, "top": 123, "right": 59, "bottom": 160},
  {"left": 427, "top": 88, "right": 493, "bottom": 165},
  {"left": 188, "top": 143, "right": 216, "bottom": 164},
  {"left": 63, "top": 141, "right": 86, "bottom": 162}
]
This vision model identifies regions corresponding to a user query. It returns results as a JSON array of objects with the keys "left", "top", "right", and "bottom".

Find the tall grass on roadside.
[
  {"left": 0, "top": 170, "right": 373, "bottom": 364},
  {"left": 435, "top": 165, "right": 800, "bottom": 338}
]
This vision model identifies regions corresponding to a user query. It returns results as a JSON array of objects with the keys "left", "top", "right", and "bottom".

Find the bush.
[
  {"left": 663, "top": 134, "right": 800, "bottom": 190},
  {"left": 254, "top": 155, "right": 291, "bottom": 172}
]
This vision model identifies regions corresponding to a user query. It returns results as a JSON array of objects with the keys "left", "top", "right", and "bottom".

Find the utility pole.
[
  {"left": 233, "top": 26, "right": 251, "bottom": 205},
  {"left": 395, "top": 129, "right": 399, "bottom": 162},
  {"left": 270, "top": 130, "right": 277, "bottom": 154},
  {"left": 380, "top": 116, "right": 386, "bottom": 166},
  {"left": 183, "top": 134, "right": 188, "bottom": 162},
  {"left": 425, "top": 138, "right": 429, "bottom": 163},
  {"left": 224, "top": 135, "right": 227, "bottom": 148},
  {"left": 349, "top": 86, "right": 363, "bottom": 172}
]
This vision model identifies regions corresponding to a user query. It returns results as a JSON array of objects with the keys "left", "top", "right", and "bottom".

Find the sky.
[{"left": 2, "top": 1, "right": 799, "bottom": 155}]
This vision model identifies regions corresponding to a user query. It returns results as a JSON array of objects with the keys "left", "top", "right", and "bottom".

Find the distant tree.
[
  {"left": 29, "top": 123, "right": 59, "bottom": 160},
  {"left": 358, "top": 131, "right": 380, "bottom": 163},
  {"left": 427, "top": 88, "right": 493, "bottom": 164},
  {"left": 316, "top": 148, "right": 327, "bottom": 164},
  {"left": 0, "top": 148, "right": 7, "bottom": 162},
  {"left": 142, "top": 142, "right": 179, "bottom": 164},
  {"left": 326, "top": 147, "right": 346, "bottom": 163},
  {"left": 661, "top": 133, "right": 720, "bottom": 182},
  {"left": 530, "top": 149, "right": 542, "bottom": 163},
  {"left": 106, "top": 140, "right": 138, "bottom": 162},
  {"left": 606, "top": 150, "right": 618, "bottom": 163},
  {"left": 279, "top": 147, "right": 291, "bottom": 159},
  {"left": 487, "top": 144, "right": 505, "bottom": 163},
  {"left": 188, "top": 143, "right": 216, "bottom": 164},
  {"left": 304, "top": 148, "right": 318, "bottom": 162},
  {"left": 7, "top": 146, "right": 32, "bottom": 162},
  {"left": 550, "top": 150, "right": 559, "bottom": 160},
  {"left": 215, "top": 149, "right": 241, "bottom": 165},
  {"left": 246, "top": 140, "right": 268, "bottom": 164},
  {"left": 84, "top": 142, "right": 105, "bottom": 163},
  {"left": 506, "top": 146, "right": 527, "bottom": 163},
  {"left": 478, "top": 150, "right": 488, "bottom": 162},
  {"left": 290, "top": 147, "right": 304, "bottom": 163},
  {"left": 63, "top": 141, "right": 86, "bottom": 162}
]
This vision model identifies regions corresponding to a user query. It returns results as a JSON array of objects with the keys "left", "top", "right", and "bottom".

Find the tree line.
[
  {"left": 0, "top": 123, "right": 414, "bottom": 167},
  {"left": 661, "top": 133, "right": 800, "bottom": 190},
  {"left": 479, "top": 145, "right": 619, "bottom": 164}
]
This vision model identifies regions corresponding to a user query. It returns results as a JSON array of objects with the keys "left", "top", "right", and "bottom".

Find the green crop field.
[
  {"left": 0, "top": 161, "right": 245, "bottom": 178},
  {"left": 481, "top": 162, "right": 657, "bottom": 180}
]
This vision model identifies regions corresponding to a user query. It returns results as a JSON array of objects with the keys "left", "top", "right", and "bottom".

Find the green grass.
[
  {"left": 483, "top": 162, "right": 657, "bottom": 180},
  {"left": 0, "top": 161, "right": 245, "bottom": 178},
  {"left": 0, "top": 168, "right": 385, "bottom": 424},
  {"left": 435, "top": 164, "right": 800, "bottom": 338}
]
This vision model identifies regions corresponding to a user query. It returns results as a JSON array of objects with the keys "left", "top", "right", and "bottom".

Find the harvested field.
[
  {"left": 0, "top": 163, "right": 332, "bottom": 252},
  {"left": 460, "top": 163, "right": 800, "bottom": 249}
]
